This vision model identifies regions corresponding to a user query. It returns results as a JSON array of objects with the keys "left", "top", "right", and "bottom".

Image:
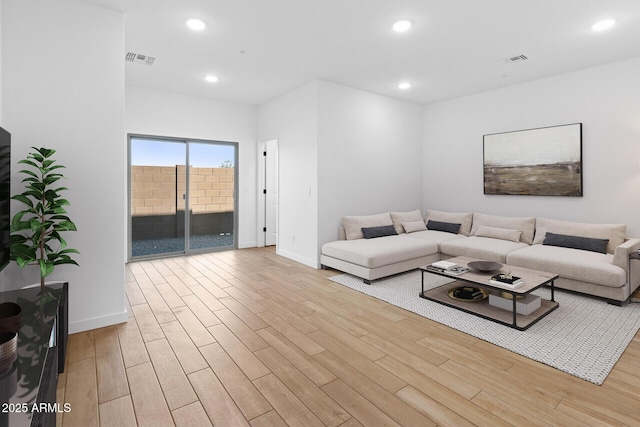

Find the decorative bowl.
[
  {"left": 0, "top": 331, "right": 18, "bottom": 374},
  {"left": 467, "top": 261, "right": 503, "bottom": 272},
  {"left": 448, "top": 286, "right": 489, "bottom": 302}
]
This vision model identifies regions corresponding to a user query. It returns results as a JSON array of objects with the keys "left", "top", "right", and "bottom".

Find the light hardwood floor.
[{"left": 57, "top": 247, "right": 640, "bottom": 426}]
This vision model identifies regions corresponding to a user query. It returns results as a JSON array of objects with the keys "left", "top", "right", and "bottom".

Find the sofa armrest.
[{"left": 612, "top": 238, "right": 640, "bottom": 272}]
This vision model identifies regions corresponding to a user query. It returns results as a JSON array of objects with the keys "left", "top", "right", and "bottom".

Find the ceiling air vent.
[
  {"left": 125, "top": 52, "right": 156, "bottom": 66},
  {"left": 503, "top": 54, "right": 528, "bottom": 64}
]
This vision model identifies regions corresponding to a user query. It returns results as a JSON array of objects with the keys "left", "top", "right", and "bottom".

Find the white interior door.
[{"left": 265, "top": 140, "right": 278, "bottom": 246}]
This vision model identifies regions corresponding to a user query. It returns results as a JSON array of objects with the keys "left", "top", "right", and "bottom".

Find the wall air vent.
[
  {"left": 125, "top": 52, "right": 156, "bottom": 66},
  {"left": 503, "top": 54, "right": 528, "bottom": 64}
]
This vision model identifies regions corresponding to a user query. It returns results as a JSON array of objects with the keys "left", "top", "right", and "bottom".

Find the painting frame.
[{"left": 483, "top": 123, "right": 583, "bottom": 197}]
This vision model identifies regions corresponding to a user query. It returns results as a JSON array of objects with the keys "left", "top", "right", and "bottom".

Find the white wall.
[
  {"left": 125, "top": 86, "right": 258, "bottom": 248},
  {"left": 257, "top": 80, "right": 423, "bottom": 266},
  {"left": 423, "top": 56, "right": 640, "bottom": 236},
  {"left": 317, "top": 81, "right": 424, "bottom": 252},
  {"left": 2, "top": 0, "right": 127, "bottom": 332},
  {"left": 257, "top": 81, "right": 319, "bottom": 267}
]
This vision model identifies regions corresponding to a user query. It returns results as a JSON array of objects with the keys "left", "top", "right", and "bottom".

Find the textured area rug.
[{"left": 329, "top": 271, "right": 640, "bottom": 385}]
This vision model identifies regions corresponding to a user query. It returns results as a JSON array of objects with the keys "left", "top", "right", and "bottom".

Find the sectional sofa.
[{"left": 320, "top": 209, "right": 640, "bottom": 304}]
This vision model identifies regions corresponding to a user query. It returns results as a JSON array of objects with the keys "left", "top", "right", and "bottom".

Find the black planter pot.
[{"left": 0, "top": 302, "right": 22, "bottom": 332}]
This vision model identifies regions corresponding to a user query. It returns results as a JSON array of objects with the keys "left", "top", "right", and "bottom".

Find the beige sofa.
[{"left": 320, "top": 209, "right": 640, "bottom": 304}]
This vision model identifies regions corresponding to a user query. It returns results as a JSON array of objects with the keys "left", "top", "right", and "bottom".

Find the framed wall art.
[{"left": 483, "top": 123, "right": 582, "bottom": 197}]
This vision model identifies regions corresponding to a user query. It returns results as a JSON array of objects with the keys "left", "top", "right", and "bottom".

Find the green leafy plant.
[{"left": 10, "top": 147, "right": 79, "bottom": 291}]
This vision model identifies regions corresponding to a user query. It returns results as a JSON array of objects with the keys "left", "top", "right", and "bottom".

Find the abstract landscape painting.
[{"left": 483, "top": 123, "right": 582, "bottom": 196}]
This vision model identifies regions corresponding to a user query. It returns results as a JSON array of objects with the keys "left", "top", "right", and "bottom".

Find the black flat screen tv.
[{"left": 0, "top": 126, "right": 10, "bottom": 271}]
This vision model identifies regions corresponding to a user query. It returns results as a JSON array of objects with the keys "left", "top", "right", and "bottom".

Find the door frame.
[
  {"left": 257, "top": 138, "right": 278, "bottom": 247},
  {"left": 127, "top": 134, "right": 239, "bottom": 261}
]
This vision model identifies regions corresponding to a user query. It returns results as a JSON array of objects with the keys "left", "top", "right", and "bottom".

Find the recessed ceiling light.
[
  {"left": 592, "top": 19, "right": 615, "bottom": 31},
  {"left": 393, "top": 20, "right": 412, "bottom": 32},
  {"left": 187, "top": 19, "right": 206, "bottom": 31},
  {"left": 205, "top": 75, "right": 218, "bottom": 83},
  {"left": 398, "top": 82, "right": 411, "bottom": 90}
]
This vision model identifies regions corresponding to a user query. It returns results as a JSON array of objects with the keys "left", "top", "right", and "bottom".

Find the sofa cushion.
[
  {"left": 533, "top": 218, "right": 625, "bottom": 254},
  {"left": 404, "top": 230, "right": 466, "bottom": 251},
  {"left": 543, "top": 232, "right": 608, "bottom": 254},
  {"left": 475, "top": 225, "right": 522, "bottom": 243},
  {"left": 470, "top": 213, "right": 536, "bottom": 244},
  {"left": 402, "top": 220, "right": 427, "bottom": 233},
  {"left": 362, "top": 225, "right": 397, "bottom": 239},
  {"left": 390, "top": 210, "right": 423, "bottom": 234},
  {"left": 343, "top": 213, "right": 393, "bottom": 240},
  {"left": 440, "top": 236, "right": 528, "bottom": 263},
  {"left": 426, "top": 220, "right": 461, "bottom": 234},
  {"left": 425, "top": 210, "right": 473, "bottom": 236},
  {"left": 322, "top": 235, "right": 438, "bottom": 269},
  {"left": 507, "top": 244, "right": 624, "bottom": 288}
]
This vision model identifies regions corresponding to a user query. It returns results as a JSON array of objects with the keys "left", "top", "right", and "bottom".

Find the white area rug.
[{"left": 329, "top": 271, "right": 640, "bottom": 385}]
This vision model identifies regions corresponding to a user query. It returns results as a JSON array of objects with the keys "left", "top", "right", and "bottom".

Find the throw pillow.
[
  {"left": 425, "top": 210, "right": 473, "bottom": 236},
  {"left": 543, "top": 232, "right": 609, "bottom": 254},
  {"left": 470, "top": 213, "right": 535, "bottom": 244},
  {"left": 390, "top": 210, "right": 423, "bottom": 234},
  {"left": 533, "top": 218, "right": 625, "bottom": 254},
  {"left": 402, "top": 220, "right": 427, "bottom": 233},
  {"left": 361, "top": 225, "right": 398, "bottom": 239},
  {"left": 475, "top": 225, "right": 522, "bottom": 243},
  {"left": 426, "top": 220, "right": 461, "bottom": 234},
  {"left": 342, "top": 212, "right": 393, "bottom": 240}
]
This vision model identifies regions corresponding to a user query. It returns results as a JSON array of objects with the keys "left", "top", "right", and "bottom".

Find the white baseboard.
[
  {"left": 238, "top": 241, "right": 257, "bottom": 249},
  {"left": 276, "top": 248, "right": 320, "bottom": 269},
  {"left": 69, "top": 309, "right": 129, "bottom": 334}
]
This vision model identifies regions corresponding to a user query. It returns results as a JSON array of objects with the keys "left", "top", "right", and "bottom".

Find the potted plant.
[{"left": 9, "top": 147, "right": 79, "bottom": 292}]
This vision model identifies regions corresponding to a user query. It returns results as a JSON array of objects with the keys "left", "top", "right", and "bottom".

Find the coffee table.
[{"left": 419, "top": 256, "right": 559, "bottom": 330}]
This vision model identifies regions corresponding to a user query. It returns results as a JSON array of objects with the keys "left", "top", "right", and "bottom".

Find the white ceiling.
[{"left": 84, "top": 0, "right": 640, "bottom": 106}]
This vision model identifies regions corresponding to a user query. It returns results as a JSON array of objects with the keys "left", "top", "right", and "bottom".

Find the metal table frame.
[{"left": 420, "top": 265, "right": 559, "bottom": 330}]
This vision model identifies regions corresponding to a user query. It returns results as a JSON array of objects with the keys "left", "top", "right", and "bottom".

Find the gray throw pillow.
[
  {"left": 426, "top": 220, "right": 461, "bottom": 234},
  {"left": 361, "top": 225, "right": 398, "bottom": 239},
  {"left": 543, "top": 232, "right": 609, "bottom": 254}
]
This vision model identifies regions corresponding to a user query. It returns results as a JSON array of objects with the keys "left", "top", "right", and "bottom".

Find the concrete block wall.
[
  {"left": 131, "top": 165, "right": 235, "bottom": 240},
  {"left": 131, "top": 166, "right": 177, "bottom": 216},
  {"left": 131, "top": 165, "right": 235, "bottom": 215},
  {"left": 177, "top": 165, "right": 235, "bottom": 214}
]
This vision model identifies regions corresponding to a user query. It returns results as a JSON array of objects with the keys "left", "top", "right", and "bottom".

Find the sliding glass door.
[{"left": 129, "top": 136, "right": 238, "bottom": 260}]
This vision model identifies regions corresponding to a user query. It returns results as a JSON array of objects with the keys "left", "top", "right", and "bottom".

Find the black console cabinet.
[{"left": 0, "top": 283, "right": 69, "bottom": 427}]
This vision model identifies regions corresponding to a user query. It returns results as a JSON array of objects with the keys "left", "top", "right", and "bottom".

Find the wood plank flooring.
[{"left": 57, "top": 247, "right": 640, "bottom": 426}]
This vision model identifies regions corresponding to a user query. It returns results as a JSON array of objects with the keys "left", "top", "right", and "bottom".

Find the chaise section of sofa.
[
  {"left": 321, "top": 234, "right": 439, "bottom": 284},
  {"left": 320, "top": 211, "right": 440, "bottom": 283}
]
